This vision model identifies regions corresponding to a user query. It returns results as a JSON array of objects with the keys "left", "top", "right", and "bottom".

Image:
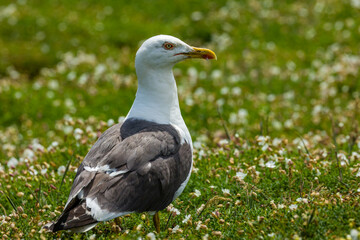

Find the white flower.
[
  {"left": 232, "top": 87, "right": 242, "bottom": 96},
  {"left": 270, "top": 154, "right": 279, "bottom": 162},
  {"left": 284, "top": 119, "right": 294, "bottom": 128},
  {"left": 351, "top": 0, "right": 360, "bottom": 9},
  {"left": 193, "top": 141, "right": 202, "bottom": 149},
  {"left": 170, "top": 207, "right": 180, "bottom": 216},
  {"left": 29, "top": 166, "right": 38, "bottom": 176},
  {"left": 238, "top": 109, "right": 248, "bottom": 118},
  {"left": 222, "top": 188, "right": 230, "bottom": 196},
  {"left": 350, "top": 152, "right": 360, "bottom": 161},
  {"left": 63, "top": 125, "right": 73, "bottom": 135},
  {"left": 193, "top": 189, "right": 201, "bottom": 197},
  {"left": 272, "top": 120, "right": 282, "bottom": 130},
  {"left": 41, "top": 168, "right": 47, "bottom": 175},
  {"left": 289, "top": 204, "right": 298, "bottom": 210},
  {"left": 118, "top": 116, "right": 126, "bottom": 123},
  {"left": 2, "top": 143, "right": 15, "bottom": 152},
  {"left": 182, "top": 214, "right": 191, "bottom": 224},
  {"left": 337, "top": 153, "right": 349, "bottom": 166},
  {"left": 89, "top": 234, "right": 96, "bottom": 240},
  {"left": 278, "top": 149, "right": 285, "bottom": 156},
  {"left": 196, "top": 221, "right": 202, "bottom": 231},
  {"left": 74, "top": 128, "right": 83, "bottom": 140},
  {"left": 172, "top": 225, "right": 180, "bottom": 233},
  {"left": 48, "top": 79, "right": 59, "bottom": 90},
  {"left": 259, "top": 158, "right": 265, "bottom": 167},
  {"left": 218, "top": 139, "right": 229, "bottom": 145},
  {"left": 31, "top": 139, "right": 45, "bottom": 152},
  {"left": 57, "top": 165, "right": 66, "bottom": 176},
  {"left": 356, "top": 169, "right": 360, "bottom": 177},
  {"left": 7, "top": 157, "right": 18, "bottom": 168},
  {"left": 192, "top": 167, "right": 199, "bottom": 173},
  {"left": 211, "top": 69, "right": 222, "bottom": 79},
  {"left": 23, "top": 149, "right": 35, "bottom": 161},
  {"left": 78, "top": 73, "right": 89, "bottom": 85},
  {"left": 136, "top": 224, "right": 142, "bottom": 231},
  {"left": 94, "top": 64, "right": 106, "bottom": 77},
  {"left": 272, "top": 138, "right": 282, "bottom": 147},
  {"left": 64, "top": 98, "right": 75, "bottom": 108},
  {"left": 292, "top": 138, "right": 309, "bottom": 149},
  {"left": 107, "top": 118, "right": 115, "bottom": 126},
  {"left": 85, "top": 126, "right": 93, "bottom": 133},
  {"left": 230, "top": 109, "right": 249, "bottom": 125},
  {"left": 236, "top": 172, "right": 247, "bottom": 180},
  {"left": 47, "top": 141, "right": 59, "bottom": 151},
  {"left": 285, "top": 158, "right": 292, "bottom": 165},
  {"left": 261, "top": 143, "right": 269, "bottom": 152},
  {"left": 257, "top": 136, "right": 268, "bottom": 145},
  {"left": 67, "top": 71, "right": 76, "bottom": 81},
  {"left": 146, "top": 232, "right": 156, "bottom": 240},
  {"left": 198, "top": 149, "right": 205, "bottom": 159},
  {"left": 278, "top": 204, "right": 285, "bottom": 209},
  {"left": 220, "top": 87, "right": 229, "bottom": 95},
  {"left": 296, "top": 198, "right": 308, "bottom": 203},
  {"left": 350, "top": 229, "right": 359, "bottom": 240},
  {"left": 265, "top": 161, "right": 276, "bottom": 169},
  {"left": 268, "top": 233, "right": 275, "bottom": 237}
]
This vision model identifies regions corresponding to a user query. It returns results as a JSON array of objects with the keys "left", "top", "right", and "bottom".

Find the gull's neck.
[{"left": 125, "top": 66, "right": 191, "bottom": 143}]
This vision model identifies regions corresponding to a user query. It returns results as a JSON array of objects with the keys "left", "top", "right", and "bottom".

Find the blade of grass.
[
  {"left": 331, "top": 120, "right": 350, "bottom": 189},
  {"left": 5, "top": 194, "right": 17, "bottom": 213},
  {"left": 294, "top": 130, "right": 311, "bottom": 157},
  {"left": 38, "top": 181, "right": 42, "bottom": 207},
  {"left": 217, "top": 106, "right": 231, "bottom": 141},
  {"left": 60, "top": 154, "right": 73, "bottom": 191},
  {"left": 165, "top": 212, "right": 173, "bottom": 229},
  {"left": 197, "top": 196, "right": 232, "bottom": 217},
  {"left": 0, "top": 203, "right": 7, "bottom": 215}
]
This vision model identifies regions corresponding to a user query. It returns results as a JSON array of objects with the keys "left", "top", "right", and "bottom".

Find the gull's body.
[{"left": 44, "top": 35, "right": 216, "bottom": 233}]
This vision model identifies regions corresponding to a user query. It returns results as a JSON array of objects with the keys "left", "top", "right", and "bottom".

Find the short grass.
[{"left": 1, "top": 0, "right": 360, "bottom": 239}]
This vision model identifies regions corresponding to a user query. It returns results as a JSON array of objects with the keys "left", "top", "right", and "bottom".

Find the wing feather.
[{"left": 50, "top": 119, "right": 192, "bottom": 231}]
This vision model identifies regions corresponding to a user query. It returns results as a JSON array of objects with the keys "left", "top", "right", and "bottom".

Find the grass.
[{"left": 1, "top": 0, "right": 360, "bottom": 239}]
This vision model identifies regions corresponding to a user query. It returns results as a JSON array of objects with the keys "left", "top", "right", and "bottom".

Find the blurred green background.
[{"left": 1, "top": 0, "right": 359, "bottom": 143}]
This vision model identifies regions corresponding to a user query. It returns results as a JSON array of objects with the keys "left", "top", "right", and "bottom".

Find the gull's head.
[{"left": 135, "top": 35, "right": 216, "bottom": 69}]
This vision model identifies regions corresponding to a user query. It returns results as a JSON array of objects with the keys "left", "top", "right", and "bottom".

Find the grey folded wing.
[{"left": 51, "top": 119, "right": 192, "bottom": 231}]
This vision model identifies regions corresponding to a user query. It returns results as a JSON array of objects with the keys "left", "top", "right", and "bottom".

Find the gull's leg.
[
  {"left": 153, "top": 212, "right": 160, "bottom": 233},
  {"left": 114, "top": 217, "right": 122, "bottom": 232}
]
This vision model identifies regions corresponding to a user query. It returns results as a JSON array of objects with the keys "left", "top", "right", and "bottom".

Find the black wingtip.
[
  {"left": 43, "top": 217, "right": 69, "bottom": 233},
  {"left": 43, "top": 222, "right": 56, "bottom": 232}
]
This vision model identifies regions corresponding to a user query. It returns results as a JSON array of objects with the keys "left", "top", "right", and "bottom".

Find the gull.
[{"left": 44, "top": 35, "right": 216, "bottom": 233}]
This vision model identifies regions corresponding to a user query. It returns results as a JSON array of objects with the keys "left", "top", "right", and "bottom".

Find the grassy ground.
[{"left": 1, "top": 0, "right": 360, "bottom": 239}]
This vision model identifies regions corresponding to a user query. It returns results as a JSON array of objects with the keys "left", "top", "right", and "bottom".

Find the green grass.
[{"left": 1, "top": 0, "right": 360, "bottom": 239}]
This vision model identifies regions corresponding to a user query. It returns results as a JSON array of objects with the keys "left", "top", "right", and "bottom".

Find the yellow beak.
[{"left": 180, "top": 47, "right": 217, "bottom": 60}]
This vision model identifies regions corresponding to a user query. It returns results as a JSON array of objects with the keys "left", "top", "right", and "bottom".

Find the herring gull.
[{"left": 44, "top": 35, "right": 216, "bottom": 233}]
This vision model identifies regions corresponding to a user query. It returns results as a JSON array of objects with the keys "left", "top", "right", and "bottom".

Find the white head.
[
  {"left": 135, "top": 35, "right": 216, "bottom": 70},
  {"left": 126, "top": 35, "right": 216, "bottom": 126}
]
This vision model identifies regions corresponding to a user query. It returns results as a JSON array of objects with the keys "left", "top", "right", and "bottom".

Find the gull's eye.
[{"left": 163, "top": 42, "right": 175, "bottom": 50}]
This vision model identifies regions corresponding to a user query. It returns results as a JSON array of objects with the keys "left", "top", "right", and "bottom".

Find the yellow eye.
[{"left": 163, "top": 42, "right": 174, "bottom": 50}]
